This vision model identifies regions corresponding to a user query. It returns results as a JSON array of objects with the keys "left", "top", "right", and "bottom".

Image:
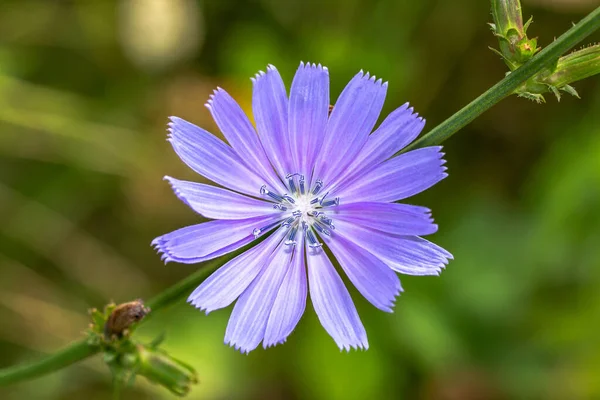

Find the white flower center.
[{"left": 254, "top": 174, "right": 339, "bottom": 249}]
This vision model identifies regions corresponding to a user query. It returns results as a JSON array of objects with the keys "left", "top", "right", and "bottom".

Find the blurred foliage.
[{"left": 0, "top": 0, "right": 599, "bottom": 399}]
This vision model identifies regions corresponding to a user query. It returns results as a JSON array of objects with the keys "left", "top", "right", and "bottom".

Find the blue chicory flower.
[{"left": 152, "top": 62, "right": 452, "bottom": 353}]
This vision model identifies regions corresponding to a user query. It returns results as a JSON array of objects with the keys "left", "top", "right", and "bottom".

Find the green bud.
[
  {"left": 515, "top": 44, "right": 600, "bottom": 102},
  {"left": 136, "top": 345, "right": 198, "bottom": 397},
  {"left": 542, "top": 44, "right": 600, "bottom": 89},
  {"left": 490, "top": 0, "right": 539, "bottom": 68},
  {"left": 88, "top": 301, "right": 198, "bottom": 396},
  {"left": 491, "top": 0, "right": 525, "bottom": 38},
  {"left": 515, "top": 36, "right": 538, "bottom": 64}
]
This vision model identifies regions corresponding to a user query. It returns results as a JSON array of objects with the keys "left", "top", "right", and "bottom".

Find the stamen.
[
  {"left": 282, "top": 216, "right": 296, "bottom": 227},
  {"left": 299, "top": 175, "right": 306, "bottom": 195},
  {"left": 319, "top": 216, "right": 335, "bottom": 230},
  {"left": 307, "top": 211, "right": 323, "bottom": 217},
  {"left": 312, "top": 179, "right": 323, "bottom": 195},
  {"left": 282, "top": 194, "right": 296, "bottom": 204},
  {"left": 310, "top": 197, "right": 320, "bottom": 205},
  {"left": 292, "top": 210, "right": 302, "bottom": 218},
  {"left": 252, "top": 220, "right": 281, "bottom": 238},
  {"left": 306, "top": 228, "right": 322, "bottom": 248},
  {"left": 285, "top": 173, "right": 298, "bottom": 194},
  {"left": 260, "top": 185, "right": 284, "bottom": 202},
  {"left": 273, "top": 204, "right": 288, "bottom": 211},
  {"left": 318, "top": 191, "right": 330, "bottom": 205},
  {"left": 313, "top": 223, "right": 331, "bottom": 236},
  {"left": 320, "top": 197, "right": 340, "bottom": 207},
  {"left": 285, "top": 225, "right": 299, "bottom": 246}
]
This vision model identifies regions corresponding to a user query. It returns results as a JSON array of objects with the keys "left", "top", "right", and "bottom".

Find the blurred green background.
[{"left": 1, "top": 0, "right": 600, "bottom": 399}]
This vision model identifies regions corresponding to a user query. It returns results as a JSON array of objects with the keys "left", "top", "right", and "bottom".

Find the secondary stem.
[
  {"left": 0, "top": 341, "right": 99, "bottom": 385},
  {"left": 0, "top": 4, "right": 599, "bottom": 388},
  {"left": 402, "top": 5, "right": 600, "bottom": 152}
]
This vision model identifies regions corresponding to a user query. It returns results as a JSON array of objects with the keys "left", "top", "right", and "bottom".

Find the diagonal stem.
[
  {"left": 0, "top": 341, "right": 99, "bottom": 385},
  {"left": 1, "top": 5, "right": 600, "bottom": 388},
  {"left": 402, "top": 5, "right": 600, "bottom": 152}
]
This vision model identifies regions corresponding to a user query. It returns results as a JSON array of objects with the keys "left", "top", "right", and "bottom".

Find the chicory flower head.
[{"left": 152, "top": 62, "right": 452, "bottom": 353}]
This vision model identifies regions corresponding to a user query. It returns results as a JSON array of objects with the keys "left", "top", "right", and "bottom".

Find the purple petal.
[
  {"left": 327, "top": 104, "right": 424, "bottom": 191},
  {"left": 152, "top": 215, "right": 282, "bottom": 264},
  {"left": 326, "top": 234, "right": 401, "bottom": 312},
  {"left": 225, "top": 238, "right": 293, "bottom": 353},
  {"left": 306, "top": 246, "right": 368, "bottom": 351},
  {"left": 187, "top": 229, "right": 286, "bottom": 313},
  {"left": 313, "top": 71, "right": 387, "bottom": 185},
  {"left": 288, "top": 62, "right": 329, "bottom": 179},
  {"left": 336, "top": 146, "right": 447, "bottom": 203},
  {"left": 263, "top": 237, "right": 307, "bottom": 348},
  {"left": 334, "top": 220, "right": 452, "bottom": 276},
  {"left": 164, "top": 176, "right": 278, "bottom": 220},
  {"left": 332, "top": 202, "right": 438, "bottom": 236},
  {"left": 207, "top": 88, "right": 286, "bottom": 193},
  {"left": 357, "top": 104, "right": 424, "bottom": 167},
  {"left": 252, "top": 65, "right": 292, "bottom": 178},
  {"left": 168, "top": 117, "right": 266, "bottom": 197}
]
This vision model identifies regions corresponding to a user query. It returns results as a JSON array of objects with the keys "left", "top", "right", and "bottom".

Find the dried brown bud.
[{"left": 104, "top": 299, "right": 150, "bottom": 338}]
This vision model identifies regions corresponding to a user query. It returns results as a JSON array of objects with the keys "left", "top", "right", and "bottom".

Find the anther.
[
  {"left": 282, "top": 194, "right": 296, "bottom": 204},
  {"left": 306, "top": 228, "right": 322, "bottom": 248},
  {"left": 285, "top": 174, "right": 298, "bottom": 194},
  {"left": 285, "top": 225, "right": 299, "bottom": 246},
  {"left": 318, "top": 191, "right": 330, "bottom": 205},
  {"left": 312, "top": 179, "right": 323, "bottom": 195},
  {"left": 260, "top": 185, "right": 284, "bottom": 203},
  {"left": 282, "top": 216, "right": 296, "bottom": 227},
  {"left": 310, "top": 197, "right": 320, "bottom": 205},
  {"left": 292, "top": 210, "right": 302, "bottom": 218},
  {"left": 313, "top": 223, "right": 331, "bottom": 236},
  {"left": 252, "top": 220, "right": 281, "bottom": 238},
  {"left": 319, "top": 216, "right": 335, "bottom": 230},
  {"left": 273, "top": 204, "right": 288, "bottom": 211},
  {"left": 299, "top": 175, "right": 306, "bottom": 195},
  {"left": 320, "top": 197, "right": 340, "bottom": 207}
]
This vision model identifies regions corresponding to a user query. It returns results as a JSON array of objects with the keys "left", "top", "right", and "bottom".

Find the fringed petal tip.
[
  {"left": 298, "top": 61, "right": 329, "bottom": 74},
  {"left": 251, "top": 65, "right": 280, "bottom": 83},
  {"left": 223, "top": 337, "right": 293, "bottom": 353},
  {"left": 225, "top": 339, "right": 260, "bottom": 355},
  {"left": 348, "top": 70, "right": 389, "bottom": 89},
  {"left": 186, "top": 296, "right": 214, "bottom": 315},
  {"left": 263, "top": 338, "right": 288, "bottom": 349},
  {"left": 399, "top": 104, "right": 426, "bottom": 125},
  {"left": 380, "top": 286, "right": 405, "bottom": 313},
  {"left": 337, "top": 340, "right": 369, "bottom": 352},
  {"left": 151, "top": 237, "right": 174, "bottom": 265},
  {"left": 205, "top": 87, "right": 227, "bottom": 109},
  {"left": 426, "top": 247, "right": 454, "bottom": 276},
  {"left": 162, "top": 176, "right": 193, "bottom": 210}
]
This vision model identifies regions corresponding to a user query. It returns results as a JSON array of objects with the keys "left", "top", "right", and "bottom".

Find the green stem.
[
  {"left": 0, "top": 340, "right": 99, "bottom": 385},
  {"left": 145, "top": 256, "right": 232, "bottom": 314},
  {"left": 1, "top": 4, "right": 599, "bottom": 388},
  {"left": 403, "top": 5, "right": 600, "bottom": 152},
  {"left": 0, "top": 257, "right": 226, "bottom": 386}
]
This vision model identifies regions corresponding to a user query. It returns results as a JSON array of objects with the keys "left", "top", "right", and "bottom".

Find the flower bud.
[
  {"left": 514, "top": 44, "right": 600, "bottom": 102},
  {"left": 542, "top": 44, "right": 600, "bottom": 89},
  {"left": 491, "top": 0, "right": 525, "bottom": 38},
  {"left": 136, "top": 345, "right": 198, "bottom": 396},
  {"left": 490, "top": 0, "right": 539, "bottom": 68}
]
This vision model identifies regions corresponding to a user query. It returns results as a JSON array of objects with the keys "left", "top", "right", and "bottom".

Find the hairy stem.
[
  {"left": 0, "top": 341, "right": 99, "bottom": 385},
  {"left": 1, "top": 5, "right": 599, "bottom": 388},
  {"left": 403, "top": 5, "right": 600, "bottom": 152},
  {"left": 0, "top": 256, "right": 227, "bottom": 386}
]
